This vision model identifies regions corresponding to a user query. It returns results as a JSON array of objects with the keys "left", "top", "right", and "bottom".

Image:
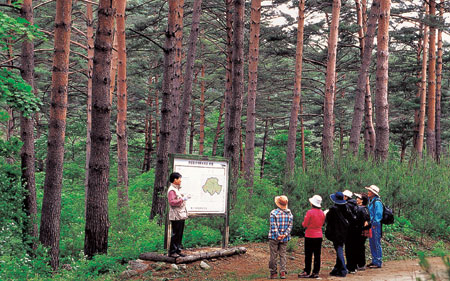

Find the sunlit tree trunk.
[
  {"left": 85, "top": 0, "right": 94, "bottom": 212},
  {"left": 414, "top": 4, "right": 428, "bottom": 159},
  {"left": 110, "top": 28, "right": 118, "bottom": 103},
  {"left": 364, "top": 79, "right": 376, "bottom": 157},
  {"left": 322, "top": 0, "right": 341, "bottom": 166},
  {"left": 176, "top": 0, "right": 202, "bottom": 153},
  {"left": 286, "top": 0, "right": 305, "bottom": 177},
  {"left": 426, "top": 0, "right": 436, "bottom": 159},
  {"left": 260, "top": 118, "right": 269, "bottom": 179},
  {"left": 169, "top": 0, "right": 184, "bottom": 152},
  {"left": 349, "top": 0, "right": 379, "bottom": 155},
  {"left": 150, "top": 0, "right": 176, "bottom": 220},
  {"left": 223, "top": 0, "right": 233, "bottom": 157},
  {"left": 435, "top": 0, "right": 443, "bottom": 162},
  {"left": 199, "top": 64, "right": 205, "bottom": 155},
  {"left": 20, "top": 0, "right": 38, "bottom": 250},
  {"left": 374, "top": 0, "right": 390, "bottom": 162},
  {"left": 116, "top": 0, "right": 128, "bottom": 211},
  {"left": 40, "top": 0, "right": 72, "bottom": 269},
  {"left": 84, "top": 0, "right": 115, "bottom": 257},
  {"left": 244, "top": 0, "right": 261, "bottom": 191}
]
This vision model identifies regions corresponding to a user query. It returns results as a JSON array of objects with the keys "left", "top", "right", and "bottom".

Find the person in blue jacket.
[{"left": 365, "top": 185, "right": 383, "bottom": 268}]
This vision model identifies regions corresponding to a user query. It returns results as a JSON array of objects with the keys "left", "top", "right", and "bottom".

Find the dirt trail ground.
[{"left": 138, "top": 242, "right": 449, "bottom": 281}]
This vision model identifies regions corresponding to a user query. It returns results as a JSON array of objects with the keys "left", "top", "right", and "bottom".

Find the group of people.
[{"left": 268, "top": 185, "right": 385, "bottom": 279}]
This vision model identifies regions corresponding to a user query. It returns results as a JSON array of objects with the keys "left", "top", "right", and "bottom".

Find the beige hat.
[
  {"left": 275, "top": 195, "right": 288, "bottom": 209},
  {"left": 343, "top": 190, "right": 353, "bottom": 198},
  {"left": 365, "top": 185, "right": 380, "bottom": 196},
  {"left": 309, "top": 195, "right": 322, "bottom": 208}
]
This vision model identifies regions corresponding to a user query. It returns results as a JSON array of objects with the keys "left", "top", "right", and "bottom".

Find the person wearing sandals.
[
  {"left": 325, "top": 191, "right": 353, "bottom": 277},
  {"left": 298, "top": 195, "right": 325, "bottom": 279},
  {"left": 268, "top": 195, "right": 294, "bottom": 279}
]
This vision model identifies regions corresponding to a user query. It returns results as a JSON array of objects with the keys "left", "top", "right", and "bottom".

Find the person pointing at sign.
[{"left": 167, "top": 172, "right": 190, "bottom": 257}]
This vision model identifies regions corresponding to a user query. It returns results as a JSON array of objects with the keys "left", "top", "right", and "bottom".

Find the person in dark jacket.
[
  {"left": 343, "top": 190, "right": 359, "bottom": 273},
  {"left": 355, "top": 193, "right": 371, "bottom": 271},
  {"left": 325, "top": 191, "right": 353, "bottom": 277}
]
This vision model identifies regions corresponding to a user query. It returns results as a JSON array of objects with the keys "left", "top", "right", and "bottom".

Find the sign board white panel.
[{"left": 173, "top": 157, "right": 228, "bottom": 215}]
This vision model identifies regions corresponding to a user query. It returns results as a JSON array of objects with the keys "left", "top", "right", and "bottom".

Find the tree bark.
[
  {"left": 224, "top": 0, "right": 245, "bottom": 202},
  {"left": 110, "top": 28, "right": 118, "bottom": 104},
  {"left": 349, "top": 0, "right": 379, "bottom": 155},
  {"left": 116, "top": 0, "right": 129, "bottom": 211},
  {"left": 374, "top": 0, "right": 390, "bottom": 162},
  {"left": 84, "top": 0, "right": 115, "bottom": 257},
  {"left": 322, "top": 0, "right": 341, "bottom": 166},
  {"left": 244, "top": 0, "right": 261, "bottom": 190},
  {"left": 223, "top": 0, "right": 233, "bottom": 158},
  {"left": 150, "top": 0, "right": 177, "bottom": 221},
  {"left": 212, "top": 100, "right": 224, "bottom": 156},
  {"left": 199, "top": 64, "right": 205, "bottom": 155},
  {"left": 39, "top": 0, "right": 72, "bottom": 269},
  {"left": 20, "top": 0, "right": 38, "bottom": 250},
  {"left": 169, "top": 0, "right": 184, "bottom": 152},
  {"left": 435, "top": 0, "right": 443, "bottom": 162},
  {"left": 142, "top": 76, "right": 154, "bottom": 172},
  {"left": 260, "top": 118, "right": 269, "bottom": 179},
  {"left": 414, "top": 4, "right": 428, "bottom": 159},
  {"left": 364, "top": 78, "right": 376, "bottom": 158},
  {"left": 85, "top": 0, "right": 94, "bottom": 214},
  {"left": 175, "top": 0, "right": 202, "bottom": 154},
  {"left": 286, "top": 0, "right": 305, "bottom": 177},
  {"left": 154, "top": 75, "right": 160, "bottom": 150},
  {"left": 426, "top": 0, "right": 436, "bottom": 159},
  {"left": 189, "top": 102, "right": 195, "bottom": 154}
]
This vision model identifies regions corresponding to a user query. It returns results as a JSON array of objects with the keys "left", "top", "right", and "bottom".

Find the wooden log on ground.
[
  {"left": 139, "top": 247, "right": 247, "bottom": 264},
  {"left": 138, "top": 252, "right": 176, "bottom": 263}
]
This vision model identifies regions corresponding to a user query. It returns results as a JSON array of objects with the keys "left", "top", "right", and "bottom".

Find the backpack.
[{"left": 375, "top": 198, "right": 394, "bottom": 225}]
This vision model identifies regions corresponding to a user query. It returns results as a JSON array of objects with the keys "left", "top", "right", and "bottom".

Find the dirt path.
[{"left": 138, "top": 242, "right": 449, "bottom": 281}]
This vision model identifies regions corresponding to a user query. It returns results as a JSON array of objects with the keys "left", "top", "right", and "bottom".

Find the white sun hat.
[{"left": 308, "top": 195, "right": 322, "bottom": 208}]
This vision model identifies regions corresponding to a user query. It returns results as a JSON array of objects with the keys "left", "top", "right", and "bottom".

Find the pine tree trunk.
[
  {"left": 212, "top": 100, "right": 224, "bottom": 156},
  {"left": 150, "top": 1, "right": 177, "bottom": 221},
  {"left": 300, "top": 101, "right": 306, "bottom": 172},
  {"left": 20, "top": 0, "right": 38, "bottom": 250},
  {"left": 426, "top": 0, "right": 436, "bottom": 159},
  {"left": 110, "top": 28, "right": 118, "bottom": 103},
  {"left": 435, "top": 0, "right": 443, "bottom": 162},
  {"left": 85, "top": 0, "right": 94, "bottom": 212},
  {"left": 374, "top": 0, "right": 390, "bottom": 162},
  {"left": 260, "top": 118, "right": 269, "bottom": 179},
  {"left": 189, "top": 103, "right": 195, "bottom": 154},
  {"left": 142, "top": 76, "right": 153, "bottom": 172},
  {"left": 322, "top": 0, "right": 341, "bottom": 166},
  {"left": 40, "top": 0, "right": 72, "bottom": 269},
  {"left": 414, "top": 5, "right": 428, "bottom": 159},
  {"left": 155, "top": 75, "right": 160, "bottom": 150},
  {"left": 223, "top": 0, "right": 233, "bottom": 159},
  {"left": 116, "top": 0, "right": 128, "bottom": 212},
  {"left": 169, "top": 0, "right": 184, "bottom": 152},
  {"left": 349, "top": 0, "right": 379, "bottom": 155},
  {"left": 244, "top": 0, "right": 261, "bottom": 190},
  {"left": 84, "top": 0, "right": 115, "bottom": 257},
  {"left": 364, "top": 78, "right": 376, "bottom": 158},
  {"left": 286, "top": 0, "right": 305, "bottom": 177},
  {"left": 199, "top": 64, "right": 206, "bottom": 155},
  {"left": 176, "top": 0, "right": 202, "bottom": 153},
  {"left": 225, "top": 0, "right": 245, "bottom": 202}
]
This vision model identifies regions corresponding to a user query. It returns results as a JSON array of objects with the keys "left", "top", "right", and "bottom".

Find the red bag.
[{"left": 362, "top": 228, "right": 372, "bottom": 238}]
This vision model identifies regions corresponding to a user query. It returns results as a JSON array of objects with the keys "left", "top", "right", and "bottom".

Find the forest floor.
[{"left": 131, "top": 237, "right": 449, "bottom": 281}]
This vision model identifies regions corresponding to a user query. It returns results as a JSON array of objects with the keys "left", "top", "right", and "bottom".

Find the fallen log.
[{"left": 139, "top": 247, "right": 247, "bottom": 264}]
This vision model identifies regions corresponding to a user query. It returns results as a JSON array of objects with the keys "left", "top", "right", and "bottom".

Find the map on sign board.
[{"left": 173, "top": 157, "right": 229, "bottom": 214}]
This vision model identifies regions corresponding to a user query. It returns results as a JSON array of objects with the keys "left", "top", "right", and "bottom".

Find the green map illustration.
[{"left": 202, "top": 177, "right": 222, "bottom": 195}]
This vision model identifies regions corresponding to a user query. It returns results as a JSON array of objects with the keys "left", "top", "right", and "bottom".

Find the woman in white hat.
[
  {"left": 298, "top": 195, "right": 325, "bottom": 279},
  {"left": 365, "top": 185, "right": 383, "bottom": 268}
]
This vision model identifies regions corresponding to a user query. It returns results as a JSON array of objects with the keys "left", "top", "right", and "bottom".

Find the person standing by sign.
[
  {"left": 268, "top": 195, "right": 294, "bottom": 279},
  {"left": 167, "top": 172, "right": 190, "bottom": 258}
]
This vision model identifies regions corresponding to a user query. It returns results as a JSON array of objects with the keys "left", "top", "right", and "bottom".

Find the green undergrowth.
[{"left": 1, "top": 157, "right": 450, "bottom": 280}]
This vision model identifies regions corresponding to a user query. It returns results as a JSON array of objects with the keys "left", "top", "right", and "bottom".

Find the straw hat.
[
  {"left": 365, "top": 185, "right": 380, "bottom": 196},
  {"left": 309, "top": 195, "right": 322, "bottom": 208},
  {"left": 275, "top": 195, "right": 288, "bottom": 209}
]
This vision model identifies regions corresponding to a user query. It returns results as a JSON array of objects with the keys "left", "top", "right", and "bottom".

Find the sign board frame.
[{"left": 164, "top": 154, "right": 230, "bottom": 251}]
